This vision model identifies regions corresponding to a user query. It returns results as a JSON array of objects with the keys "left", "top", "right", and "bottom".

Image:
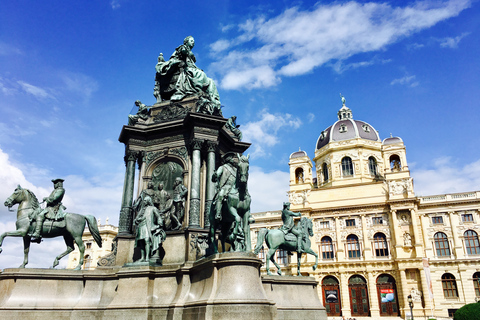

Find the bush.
[{"left": 454, "top": 302, "right": 480, "bottom": 320}]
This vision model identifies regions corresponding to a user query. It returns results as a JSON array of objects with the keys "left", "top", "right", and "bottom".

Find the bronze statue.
[
  {"left": 254, "top": 212, "right": 318, "bottom": 276},
  {"left": 155, "top": 36, "right": 222, "bottom": 116},
  {"left": 208, "top": 153, "right": 252, "bottom": 254},
  {"left": 134, "top": 196, "right": 166, "bottom": 262},
  {"left": 132, "top": 181, "right": 157, "bottom": 222},
  {"left": 32, "top": 178, "right": 66, "bottom": 242},
  {"left": 2, "top": 185, "right": 102, "bottom": 270},
  {"left": 225, "top": 116, "right": 242, "bottom": 141},
  {"left": 279, "top": 202, "right": 304, "bottom": 253},
  {"left": 128, "top": 100, "right": 150, "bottom": 125},
  {"left": 172, "top": 177, "right": 187, "bottom": 230}
]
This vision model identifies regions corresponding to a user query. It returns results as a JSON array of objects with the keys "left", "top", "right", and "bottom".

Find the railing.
[{"left": 419, "top": 191, "right": 480, "bottom": 204}]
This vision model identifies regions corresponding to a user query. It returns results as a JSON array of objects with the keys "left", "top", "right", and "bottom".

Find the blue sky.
[{"left": 1, "top": 0, "right": 479, "bottom": 268}]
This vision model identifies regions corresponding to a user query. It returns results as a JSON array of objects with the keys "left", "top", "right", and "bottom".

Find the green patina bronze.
[
  {"left": 155, "top": 36, "right": 222, "bottom": 116},
  {"left": 1, "top": 184, "right": 102, "bottom": 270},
  {"left": 128, "top": 100, "right": 150, "bottom": 125},
  {"left": 133, "top": 195, "right": 166, "bottom": 263},
  {"left": 208, "top": 153, "right": 252, "bottom": 254},
  {"left": 254, "top": 203, "right": 318, "bottom": 276}
]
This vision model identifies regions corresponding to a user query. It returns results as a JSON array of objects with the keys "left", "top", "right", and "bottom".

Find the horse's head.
[
  {"left": 4, "top": 185, "right": 26, "bottom": 209},
  {"left": 236, "top": 153, "right": 250, "bottom": 184},
  {"left": 301, "top": 216, "right": 314, "bottom": 237}
]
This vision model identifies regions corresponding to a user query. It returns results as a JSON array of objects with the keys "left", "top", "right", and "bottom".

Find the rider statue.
[
  {"left": 32, "top": 178, "right": 66, "bottom": 241},
  {"left": 279, "top": 202, "right": 304, "bottom": 253},
  {"left": 172, "top": 177, "right": 187, "bottom": 230},
  {"left": 211, "top": 152, "right": 237, "bottom": 220}
]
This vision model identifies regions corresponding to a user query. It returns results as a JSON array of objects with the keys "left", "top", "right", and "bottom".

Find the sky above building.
[{"left": 0, "top": 0, "right": 479, "bottom": 268}]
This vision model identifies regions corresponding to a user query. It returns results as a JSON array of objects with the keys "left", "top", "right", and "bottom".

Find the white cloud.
[
  {"left": 17, "top": 80, "right": 54, "bottom": 100},
  {"left": 331, "top": 57, "right": 392, "bottom": 74},
  {"left": 242, "top": 110, "right": 302, "bottom": 158},
  {"left": 0, "top": 41, "right": 23, "bottom": 56},
  {"left": 210, "top": 0, "right": 471, "bottom": 90},
  {"left": 412, "top": 157, "right": 480, "bottom": 196},
  {"left": 60, "top": 72, "right": 99, "bottom": 101},
  {"left": 248, "top": 166, "right": 289, "bottom": 213},
  {"left": 307, "top": 113, "right": 315, "bottom": 123},
  {"left": 0, "top": 147, "right": 123, "bottom": 269},
  {"left": 110, "top": 0, "right": 121, "bottom": 9},
  {"left": 438, "top": 32, "right": 470, "bottom": 48},
  {"left": 391, "top": 75, "right": 419, "bottom": 87}
]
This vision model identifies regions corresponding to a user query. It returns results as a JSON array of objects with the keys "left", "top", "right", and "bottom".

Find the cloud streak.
[{"left": 209, "top": 0, "right": 471, "bottom": 90}]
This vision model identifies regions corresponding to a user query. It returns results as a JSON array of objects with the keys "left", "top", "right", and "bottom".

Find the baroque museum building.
[{"left": 250, "top": 103, "right": 480, "bottom": 319}]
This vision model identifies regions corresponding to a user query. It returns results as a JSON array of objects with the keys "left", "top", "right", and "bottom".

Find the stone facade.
[
  {"left": 66, "top": 220, "right": 118, "bottom": 270},
  {"left": 251, "top": 105, "right": 480, "bottom": 319}
]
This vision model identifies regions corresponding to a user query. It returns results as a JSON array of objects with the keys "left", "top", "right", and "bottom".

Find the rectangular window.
[
  {"left": 320, "top": 221, "right": 330, "bottom": 229},
  {"left": 372, "top": 217, "right": 383, "bottom": 225},
  {"left": 462, "top": 214, "right": 474, "bottom": 222},
  {"left": 432, "top": 216, "right": 444, "bottom": 224},
  {"left": 276, "top": 249, "right": 288, "bottom": 265},
  {"left": 408, "top": 270, "right": 417, "bottom": 280},
  {"left": 346, "top": 219, "right": 356, "bottom": 227},
  {"left": 86, "top": 243, "right": 92, "bottom": 249}
]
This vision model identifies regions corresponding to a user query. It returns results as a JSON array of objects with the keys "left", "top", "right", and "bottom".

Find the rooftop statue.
[
  {"left": 340, "top": 93, "right": 346, "bottom": 106},
  {"left": 254, "top": 202, "right": 318, "bottom": 276},
  {"left": 208, "top": 153, "right": 252, "bottom": 254},
  {"left": 225, "top": 116, "right": 242, "bottom": 141},
  {"left": 128, "top": 100, "right": 150, "bottom": 126},
  {"left": 155, "top": 36, "right": 222, "bottom": 116},
  {"left": 1, "top": 184, "right": 102, "bottom": 270}
]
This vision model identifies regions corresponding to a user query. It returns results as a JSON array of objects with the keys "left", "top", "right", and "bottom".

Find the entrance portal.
[
  {"left": 348, "top": 275, "right": 370, "bottom": 317},
  {"left": 322, "top": 276, "right": 341, "bottom": 316},
  {"left": 376, "top": 274, "right": 399, "bottom": 316}
]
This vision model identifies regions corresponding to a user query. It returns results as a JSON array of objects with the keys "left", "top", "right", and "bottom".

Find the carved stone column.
[
  {"left": 119, "top": 149, "right": 138, "bottom": 235},
  {"left": 448, "top": 211, "right": 463, "bottom": 258},
  {"left": 334, "top": 217, "right": 344, "bottom": 260},
  {"left": 409, "top": 208, "right": 424, "bottom": 257},
  {"left": 189, "top": 139, "right": 203, "bottom": 228},
  {"left": 204, "top": 141, "right": 217, "bottom": 228},
  {"left": 391, "top": 210, "right": 402, "bottom": 250}
]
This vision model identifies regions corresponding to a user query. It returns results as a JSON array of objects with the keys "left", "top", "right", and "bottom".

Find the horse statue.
[
  {"left": 1, "top": 185, "right": 102, "bottom": 270},
  {"left": 208, "top": 153, "right": 252, "bottom": 254},
  {"left": 254, "top": 216, "right": 318, "bottom": 276}
]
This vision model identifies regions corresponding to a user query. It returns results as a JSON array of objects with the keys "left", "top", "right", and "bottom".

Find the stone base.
[{"left": 0, "top": 252, "right": 325, "bottom": 320}]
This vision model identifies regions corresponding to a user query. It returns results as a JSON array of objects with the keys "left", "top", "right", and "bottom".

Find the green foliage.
[{"left": 454, "top": 302, "right": 480, "bottom": 320}]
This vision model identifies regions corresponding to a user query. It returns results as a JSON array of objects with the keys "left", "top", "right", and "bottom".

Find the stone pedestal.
[{"left": 0, "top": 252, "right": 327, "bottom": 320}]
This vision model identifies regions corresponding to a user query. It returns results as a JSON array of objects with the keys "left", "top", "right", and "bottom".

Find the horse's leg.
[
  {"left": 268, "top": 248, "right": 283, "bottom": 276},
  {"left": 19, "top": 236, "right": 31, "bottom": 268},
  {"left": 265, "top": 248, "right": 275, "bottom": 276},
  {"left": 52, "top": 234, "right": 75, "bottom": 269},
  {"left": 0, "top": 227, "right": 29, "bottom": 254},
  {"left": 73, "top": 234, "right": 85, "bottom": 270},
  {"left": 305, "top": 247, "right": 319, "bottom": 271},
  {"left": 297, "top": 252, "right": 302, "bottom": 276}
]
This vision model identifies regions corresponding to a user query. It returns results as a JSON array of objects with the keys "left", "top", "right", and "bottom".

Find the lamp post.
[{"left": 407, "top": 294, "right": 414, "bottom": 320}]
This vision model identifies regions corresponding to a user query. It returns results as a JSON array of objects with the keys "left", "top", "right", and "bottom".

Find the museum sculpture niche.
[{"left": 0, "top": 36, "right": 326, "bottom": 320}]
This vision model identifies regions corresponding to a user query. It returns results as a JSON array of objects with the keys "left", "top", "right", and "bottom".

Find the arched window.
[
  {"left": 473, "top": 272, "right": 480, "bottom": 298},
  {"left": 342, "top": 157, "right": 354, "bottom": 177},
  {"left": 464, "top": 230, "right": 480, "bottom": 255},
  {"left": 442, "top": 273, "right": 458, "bottom": 298},
  {"left": 84, "top": 255, "right": 92, "bottom": 270},
  {"left": 295, "top": 167, "right": 304, "bottom": 184},
  {"left": 434, "top": 232, "right": 451, "bottom": 257},
  {"left": 389, "top": 155, "right": 401, "bottom": 172},
  {"left": 321, "top": 236, "right": 334, "bottom": 260},
  {"left": 347, "top": 234, "right": 361, "bottom": 258},
  {"left": 374, "top": 233, "right": 389, "bottom": 257},
  {"left": 322, "top": 163, "right": 329, "bottom": 183},
  {"left": 368, "top": 157, "right": 378, "bottom": 176}
]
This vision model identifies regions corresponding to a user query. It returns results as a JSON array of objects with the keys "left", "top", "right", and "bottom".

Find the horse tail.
[
  {"left": 85, "top": 215, "right": 102, "bottom": 248},
  {"left": 253, "top": 228, "right": 268, "bottom": 254}
]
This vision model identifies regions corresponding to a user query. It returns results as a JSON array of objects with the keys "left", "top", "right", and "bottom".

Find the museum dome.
[
  {"left": 290, "top": 149, "right": 308, "bottom": 159},
  {"left": 316, "top": 105, "right": 381, "bottom": 150},
  {"left": 383, "top": 136, "right": 403, "bottom": 145}
]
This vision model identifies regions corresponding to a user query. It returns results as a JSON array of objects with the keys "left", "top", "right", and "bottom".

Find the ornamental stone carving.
[{"left": 153, "top": 102, "right": 189, "bottom": 124}]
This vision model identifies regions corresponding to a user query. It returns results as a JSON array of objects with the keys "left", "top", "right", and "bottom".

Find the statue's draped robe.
[
  {"left": 155, "top": 44, "right": 220, "bottom": 107},
  {"left": 135, "top": 206, "right": 164, "bottom": 255}
]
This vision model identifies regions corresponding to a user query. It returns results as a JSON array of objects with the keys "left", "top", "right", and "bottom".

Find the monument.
[{"left": 0, "top": 36, "right": 326, "bottom": 320}]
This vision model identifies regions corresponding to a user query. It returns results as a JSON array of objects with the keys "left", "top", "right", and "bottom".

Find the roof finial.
[
  {"left": 390, "top": 133, "right": 393, "bottom": 138},
  {"left": 299, "top": 147, "right": 301, "bottom": 151},
  {"left": 340, "top": 93, "right": 346, "bottom": 107}
]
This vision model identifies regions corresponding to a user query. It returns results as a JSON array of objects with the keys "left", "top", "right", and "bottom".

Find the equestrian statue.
[
  {"left": 254, "top": 202, "right": 318, "bottom": 276},
  {"left": 208, "top": 153, "right": 252, "bottom": 254},
  {"left": 1, "top": 180, "right": 102, "bottom": 270}
]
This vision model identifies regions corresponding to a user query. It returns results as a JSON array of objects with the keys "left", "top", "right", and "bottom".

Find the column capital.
[
  {"left": 205, "top": 140, "right": 218, "bottom": 152},
  {"left": 124, "top": 149, "right": 140, "bottom": 164},
  {"left": 190, "top": 138, "right": 204, "bottom": 150}
]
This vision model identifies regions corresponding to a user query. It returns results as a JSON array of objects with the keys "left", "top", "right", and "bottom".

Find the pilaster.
[
  {"left": 409, "top": 208, "right": 424, "bottom": 257},
  {"left": 367, "top": 271, "right": 380, "bottom": 317},
  {"left": 448, "top": 211, "right": 464, "bottom": 258}
]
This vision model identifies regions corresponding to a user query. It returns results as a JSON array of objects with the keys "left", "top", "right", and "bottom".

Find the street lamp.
[{"left": 407, "top": 295, "right": 414, "bottom": 320}]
